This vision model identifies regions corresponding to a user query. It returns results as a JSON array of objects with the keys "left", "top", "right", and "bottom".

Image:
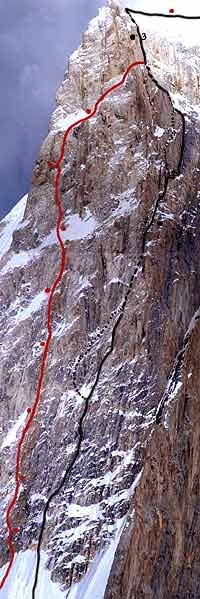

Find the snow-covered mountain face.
[{"left": 0, "top": 1, "right": 200, "bottom": 597}]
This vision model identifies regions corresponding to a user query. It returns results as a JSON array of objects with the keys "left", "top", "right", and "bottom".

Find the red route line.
[{"left": 0, "top": 58, "right": 144, "bottom": 590}]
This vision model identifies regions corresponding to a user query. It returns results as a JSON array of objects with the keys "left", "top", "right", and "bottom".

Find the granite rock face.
[
  {"left": 0, "top": 1, "right": 200, "bottom": 596},
  {"left": 105, "top": 315, "right": 200, "bottom": 599}
]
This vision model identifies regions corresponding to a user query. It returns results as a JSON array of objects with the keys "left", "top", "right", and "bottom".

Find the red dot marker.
[
  {"left": 40, "top": 341, "right": 46, "bottom": 347},
  {"left": 12, "top": 527, "right": 20, "bottom": 534},
  {"left": 60, "top": 224, "right": 66, "bottom": 231},
  {"left": 44, "top": 287, "right": 51, "bottom": 293},
  {"left": 86, "top": 108, "right": 91, "bottom": 114},
  {"left": 27, "top": 407, "right": 31, "bottom": 414},
  {"left": 169, "top": 8, "right": 174, "bottom": 13},
  {"left": 48, "top": 162, "right": 55, "bottom": 169},
  {"left": 19, "top": 475, "right": 25, "bottom": 482}
]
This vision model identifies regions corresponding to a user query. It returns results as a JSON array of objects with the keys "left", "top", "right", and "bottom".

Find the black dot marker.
[{"left": 130, "top": 34, "right": 136, "bottom": 40}]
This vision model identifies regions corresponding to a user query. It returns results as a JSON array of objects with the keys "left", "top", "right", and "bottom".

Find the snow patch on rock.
[
  {"left": 51, "top": 109, "right": 88, "bottom": 133},
  {"left": 0, "top": 194, "right": 28, "bottom": 261},
  {"left": 154, "top": 126, "right": 165, "bottom": 138},
  {"left": 1, "top": 410, "right": 28, "bottom": 449},
  {"left": 15, "top": 291, "right": 47, "bottom": 323},
  {"left": 1, "top": 208, "right": 98, "bottom": 275}
]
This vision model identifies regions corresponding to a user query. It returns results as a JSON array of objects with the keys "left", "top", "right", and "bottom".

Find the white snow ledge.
[{"left": 1, "top": 209, "right": 97, "bottom": 275}]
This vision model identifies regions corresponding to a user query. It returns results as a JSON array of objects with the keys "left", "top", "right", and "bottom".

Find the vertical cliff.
[
  {"left": 104, "top": 6, "right": 200, "bottom": 599},
  {"left": 0, "top": 1, "right": 200, "bottom": 597},
  {"left": 105, "top": 316, "right": 200, "bottom": 599}
]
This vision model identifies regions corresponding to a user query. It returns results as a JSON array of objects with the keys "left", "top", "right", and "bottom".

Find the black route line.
[
  {"left": 31, "top": 269, "right": 138, "bottom": 598},
  {"left": 32, "top": 14, "right": 186, "bottom": 598},
  {"left": 155, "top": 312, "right": 200, "bottom": 423},
  {"left": 126, "top": 5, "right": 186, "bottom": 167},
  {"left": 72, "top": 293, "right": 127, "bottom": 397},
  {"left": 72, "top": 280, "right": 136, "bottom": 399},
  {"left": 126, "top": 8, "right": 193, "bottom": 426},
  {"left": 125, "top": 8, "right": 200, "bottom": 20},
  {"left": 73, "top": 26, "right": 185, "bottom": 395},
  {"left": 126, "top": 8, "right": 185, "bottom": 251}
]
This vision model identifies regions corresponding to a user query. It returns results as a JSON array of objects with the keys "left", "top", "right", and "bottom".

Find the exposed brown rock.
[{"left": 105, "top": 317, "right": 200, "bottom": 599}]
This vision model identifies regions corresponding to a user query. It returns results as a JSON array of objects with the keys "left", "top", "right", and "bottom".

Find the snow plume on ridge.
[{"left": 0, "top": 193, "right": 28, "bottom": 261}]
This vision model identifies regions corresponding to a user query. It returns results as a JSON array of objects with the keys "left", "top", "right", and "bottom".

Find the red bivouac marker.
[
  {"left": 44, "top": 287, "right": 51, "bottom": 293},
  {"left": 12, "top": 527, "right": 20, "bottom": 534},
  {"left": 0, "top": 58, "right": 145, "bottom": 592},
  {"left": 169, "top": 8, "right": 174, "bottom": 13},
  {"left": 40, "top": 341, "right": 46, "bottom": 347},
  {"left": 86, "top": 108, "right": 91, "bottom": 114}
]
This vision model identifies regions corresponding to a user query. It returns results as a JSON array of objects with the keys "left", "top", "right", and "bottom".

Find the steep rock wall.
[
  {"left": 105, "top": 312, "right": 200, "bottom": 599},
  {"left": 0, "top": 1, "right": 200, "bottom": 596}
]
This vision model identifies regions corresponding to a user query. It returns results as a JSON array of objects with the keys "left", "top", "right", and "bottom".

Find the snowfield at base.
[
  {"left": 66, "top": 516, "right": 126, "bottom": 599},
  {"left": 0, "top": 519, "right": 125, "bottom": 599},
  {"left": 0, "top": 550, "right": 66, "bottom": 598},
  {"left": 0, "top": 194, "right": 28, "bottom": 261}
]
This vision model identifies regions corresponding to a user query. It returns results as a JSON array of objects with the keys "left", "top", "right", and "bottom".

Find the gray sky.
[
  {"left": 2, "top": 0, "right": 199, "bottom": 221},
  {"left": 0, "top": 0, "right": 103, "bottom": 219}
]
